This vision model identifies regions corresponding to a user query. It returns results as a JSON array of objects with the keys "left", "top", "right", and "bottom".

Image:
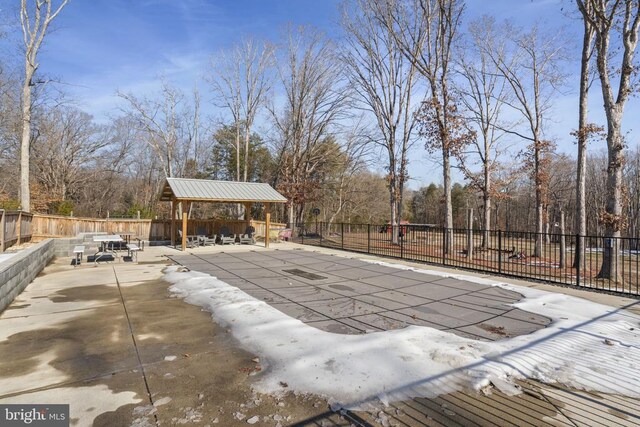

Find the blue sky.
[{"left": 2, "top": 0, "right": 637, "bottom": 189}]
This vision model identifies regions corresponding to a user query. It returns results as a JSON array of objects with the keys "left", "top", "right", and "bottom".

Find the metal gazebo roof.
[{"left": 160, "top": 178, "right": 287, "bottom": 203}]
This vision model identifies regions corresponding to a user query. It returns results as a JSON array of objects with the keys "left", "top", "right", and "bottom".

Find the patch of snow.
[
  {"left": 164, "top": 355, "right": 177, "bottom": 361},
  {"left": 164, "top": 263, "right": 640, "bottom": 410},
  {"left": 153, "top": 396, "right": 172, "bottom": 406}
]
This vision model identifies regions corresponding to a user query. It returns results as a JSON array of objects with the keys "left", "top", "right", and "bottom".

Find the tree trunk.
[
  {"left": 482, "top": 157, "right": 491, "bottom": 248},
  {"left": 389, "top": 176, "right": 398, "bottom": 245},
  {"left": 20, "top": 64, "right": 34, "bottom": 212},
  {"left": 597, "top": 113, "right": 624, "bottom": 282},
  {"left": 235, "top": 123, "right": 241, "bottom": 181},
  {"left": 243, "top": 126, "right": 250, "bottom": 182},
  {"left": 443, "top": 148, "right": 453, "bottom": 254},
  {"left": 288, "top": 202, "right": 295, "bottom": 233},
  {"left": 574, "top": 8, "right": 592, "bottom": 270},
  {"left": 534, "top": 140, "right": 543, "bottom": 257}
]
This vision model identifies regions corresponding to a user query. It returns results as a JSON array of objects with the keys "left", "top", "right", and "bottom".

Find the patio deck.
[{"left": 0, "top": 242, "right": 638, "bottom": 426}]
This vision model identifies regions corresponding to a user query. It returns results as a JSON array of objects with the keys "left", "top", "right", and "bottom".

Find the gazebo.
[{"left": 159, "top": 178, "right": 287, "bottom": 251}]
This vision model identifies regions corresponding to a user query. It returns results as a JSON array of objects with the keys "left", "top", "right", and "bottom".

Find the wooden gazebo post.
[
  {"left": 181, "top": 201, "right": 188, "bottom": 251},
  {"left": 265, "top": 202, "right": 271, "bottom": 249},
  {"left": 170, "top": 199, "right": 176, "bottom": 248}
]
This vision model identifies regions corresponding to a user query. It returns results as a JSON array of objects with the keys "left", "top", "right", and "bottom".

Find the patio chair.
[
  {"left": 177, "top": 230, "right": 199, "bottom": 248},
  {"left": 218, "top": 226, "right": 236, "bottom": 245},
  {"left": 239, "top": 225, "right": 256, "bottom": 245},
  {"left": 198, "top": 234, "right": 217, "bottom": 246},
  {"left": 196, "top": 227, "right": 216, "bottom": 246}
]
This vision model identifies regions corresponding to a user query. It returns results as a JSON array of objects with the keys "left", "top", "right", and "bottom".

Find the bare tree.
[
  {"left": 209, "top": 38, "right": 273, "bottom": 182},
  {"left": 456, "top": 15, "right": 513, "bottom": 248},
  {"left": 482, "top": 22, "right": 567, "bottom": 257},
  {"left": 573, "top": 0, "right": 598, "bottom": 269},
  {"left": 19, "top": 0, "right": 69, "bottom": 212},
  {"left": 31, "top": 106, "right": 108, "bottom": 202},
  {"left": 118, "top": 80, "right": 201, "bottom": 179},
  {"left": 376, "top": 0, "right": 467, "bottom": 253},
  {"left": 271, "top": 26, "right": 348, "bottom": 229},
  {"left": 577, "top": 0, "right": 640, "bottom": 281},
  {"left": 341, "top": 0, "right": 420, "bottom": 244}
]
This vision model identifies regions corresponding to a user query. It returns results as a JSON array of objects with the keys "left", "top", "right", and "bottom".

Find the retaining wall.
[{"left": 0, "top": 239, "right": 55, "bottom": 312}]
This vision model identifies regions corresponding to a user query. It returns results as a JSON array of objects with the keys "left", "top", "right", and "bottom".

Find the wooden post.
[
  {"left": 182, "top": 212, "right": 188, "bottom": 251},
  {"left": 265, "top": 203, "right": 271, "bottom": 249},
  {"left": 466, "top": 208, "right": 473, "bottom": 259},
  {"left": 244, "top": 202, "right": 252, "bottom": 234},
  {"left": 16, "top": 211, "right": 22, "bottom": 245},
  {"left": 0, "top": 210, "right": 5, "bottom": 252},
  {"left": 171, "top": 200, "right": 177, "bottom": 247}
]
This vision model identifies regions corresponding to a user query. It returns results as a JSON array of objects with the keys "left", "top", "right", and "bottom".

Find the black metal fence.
[{"left": 291, "top": 222, "right": 640, "bottom": 297}]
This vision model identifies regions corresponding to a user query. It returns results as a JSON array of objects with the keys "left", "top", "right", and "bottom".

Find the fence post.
[
  {"left": 575, "top": 233, "right": 581, "bottom": 288},
  {"left": 320, "top": 222, "right": 323, "bottom": 246},
  {"left": 16, "top": 211, "right": 22, "bottom": 245},
  {"left": 0, "top": 209, "right": 4, "bottom": 252},
  {"left": 367, "top": 224, "right": 371, "bottom": 254},
  {"left": 400, "top": 227, "right": 404, "bottom": 259},
  {"left": 498, "top": 229, "right": 503, "bottom": 274},
  {"left": 341, "top": 223, "right": 344, "bottom": 249}
]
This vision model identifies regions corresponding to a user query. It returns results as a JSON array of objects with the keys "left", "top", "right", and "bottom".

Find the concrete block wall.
[
  {"left": 0, "top": 239, "right": 55, "bottom": 312},
  {"left": 52, "top": 233, "right": 161, "bottom": 257},
  {"left": 53, "top": 233, "right": 104, "bottom": 257}
]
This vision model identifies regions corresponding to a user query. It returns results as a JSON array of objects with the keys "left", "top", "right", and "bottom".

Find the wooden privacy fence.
[
  {"left": 0, "top": 210, "right": 33, "bottom": 252},
  {"left": 28, "top": 213, "right": 286, "bottom": 242}
]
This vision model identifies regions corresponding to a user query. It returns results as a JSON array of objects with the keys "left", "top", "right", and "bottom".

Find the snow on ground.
[{"left": 164, "top": 262, "right": 640, "bottom": 411}]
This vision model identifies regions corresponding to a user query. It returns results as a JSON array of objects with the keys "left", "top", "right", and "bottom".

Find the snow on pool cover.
[{"left": 163, "top": 261, "right": 640, "bottom": 410}]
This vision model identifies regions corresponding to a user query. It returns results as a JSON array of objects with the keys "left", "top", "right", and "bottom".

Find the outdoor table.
[{"left": 92, "top": 235, "right": 124, "bottom": 263}]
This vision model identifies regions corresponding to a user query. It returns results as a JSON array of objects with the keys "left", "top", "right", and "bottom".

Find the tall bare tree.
[
  {"left": 271, "top": 26, "right": 348, "bottom": 229},
  {"left": 209, "top": 38, "right": 273, "bottom": 182},
  {"left": 577, "top": 0, "right": 640, "bottom": 281},
  {"left": 376, "top": 0, "right": 466, "bottom": 253},
  {"left": 19, "top": 0, "right": 69, "bottom": 212},
  {"left": 342, "top": 0, "right": 420, "bottom": 244},
  {"left": 118, "top": 80, "right": 202, "bottom": 179},
  {"left": 456, "top": 16, "right": 513, "bottom": 248},
  {"left": 573, "top": 0, "right": 597, "bottom": 269},
  {"left": 482, "top": 22, "right": 567, "bottom": 257}
]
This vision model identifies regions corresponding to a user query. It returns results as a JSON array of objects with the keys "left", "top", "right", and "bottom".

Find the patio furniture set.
[
  {"left": 73, "top": 233, "right": 143, "bottom": 266},
  {"left": 178, "top": 226, "right": 256, "bottom": 249}
]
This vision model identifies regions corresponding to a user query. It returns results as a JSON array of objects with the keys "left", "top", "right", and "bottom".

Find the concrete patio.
[{"left": 0, "top": 242, "right": 639, "bottom": 426}]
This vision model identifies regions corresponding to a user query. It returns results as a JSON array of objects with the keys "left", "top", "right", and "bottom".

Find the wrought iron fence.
[{"left": 291, "top": 222, "right": 640, "bottom": 297}]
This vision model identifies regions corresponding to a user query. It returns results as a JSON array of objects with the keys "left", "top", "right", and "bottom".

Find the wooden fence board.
[
  {"left": 0, "top": 211, "right": 33, "bottom": 251},
  {"left": 28, "top": 213, "right": 287, "bottom": 242}
]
